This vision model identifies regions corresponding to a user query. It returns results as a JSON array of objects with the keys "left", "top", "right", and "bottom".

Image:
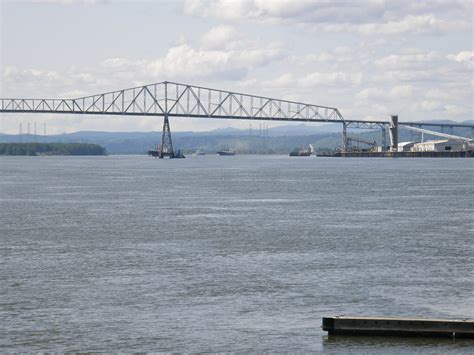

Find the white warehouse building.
[
  {"left": 412, "top": 139, "right": 468, "bottom": 152},
  {"left": 397, "top": 142, "right": 417, "bottom": 152}
]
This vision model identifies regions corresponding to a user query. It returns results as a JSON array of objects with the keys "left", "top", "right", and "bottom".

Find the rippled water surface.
[{"left": 1, "top": 155, "right": 473, "bottom": 352}]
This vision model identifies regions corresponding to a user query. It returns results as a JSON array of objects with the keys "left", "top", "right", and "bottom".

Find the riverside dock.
[
  {"left": 322, "top": 316, "right": 474, "bottom": 338},
  {"left": 317, "top": 150, "right": 473, "bottom": 158}
]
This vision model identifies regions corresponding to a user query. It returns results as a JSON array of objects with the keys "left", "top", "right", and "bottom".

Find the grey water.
[{"left": 1, "top": 155, "right": 473, "bottom": 352}]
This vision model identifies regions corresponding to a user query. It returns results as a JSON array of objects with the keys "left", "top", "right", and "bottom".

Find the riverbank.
[{"left": 0, "top": 143, "right": 106, "bottom": 156}]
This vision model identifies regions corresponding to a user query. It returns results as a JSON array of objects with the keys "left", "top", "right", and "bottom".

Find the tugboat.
[
  {"left": 148, "top": 144, "right": 185, "bottom": 159},
  {"left": 217, "top": 148, "right": 235, "bottom": 156},
  {"left": 148, "top": 144, "right": 161, "bottom": 157},
  {"left": 289, "top": 144, "right": 314, "bottom": 157}
]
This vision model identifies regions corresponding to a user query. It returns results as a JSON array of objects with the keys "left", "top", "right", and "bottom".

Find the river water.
[{"left": 1, "top": 155, "right": 473, "bottom": 352}]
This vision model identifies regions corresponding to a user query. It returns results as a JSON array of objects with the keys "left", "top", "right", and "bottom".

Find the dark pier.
[{"left": 322, "top": 316, "right": 474, "bottom": 339}]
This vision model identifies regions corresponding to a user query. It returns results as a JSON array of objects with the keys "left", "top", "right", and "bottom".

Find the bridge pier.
[
  {"left": 389, "top": 115, "right": 398, "bottom": 151},
  {"left": 381, "top": 125, "right": 387, "bottom": 151},
  {"left": 158, "top": 83, "right": 175, "bottom": 159},
  {"left": 342, "top": 122, "right": 347, "bottom": 152},
  {"left": 159, "top": 114, "right": 174, "bottom": 158}
]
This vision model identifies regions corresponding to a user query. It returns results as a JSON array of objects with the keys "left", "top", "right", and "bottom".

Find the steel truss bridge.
[{"left": 1, "top": 81, "right": 472, "bottom": 156}]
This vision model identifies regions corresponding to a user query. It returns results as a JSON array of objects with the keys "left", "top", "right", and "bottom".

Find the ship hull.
[{"left": 289, "top": 151, "right": 311, "bottom": 157}]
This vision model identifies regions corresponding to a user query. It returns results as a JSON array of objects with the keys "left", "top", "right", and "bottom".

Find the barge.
[{"left": 322, "top": 316, "right": 474, "bottom": 338}]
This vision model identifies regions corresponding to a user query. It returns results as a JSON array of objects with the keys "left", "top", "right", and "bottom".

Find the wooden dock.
[{"left": 322, "top": 316, "right": 474, "bottom": 338}]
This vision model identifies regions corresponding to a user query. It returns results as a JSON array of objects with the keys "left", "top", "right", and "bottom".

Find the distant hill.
[
  {"left": 0, "top": 120, "right": 471, "bottom": 155},
  {"left": 0, "top": 143, "right": 106, "bottom": 156},
  {"left": 0, "top": 130, "right": 341, "bottom": 154}
]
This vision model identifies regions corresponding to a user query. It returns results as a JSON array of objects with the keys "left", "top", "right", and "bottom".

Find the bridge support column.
[
  {"left": 389, "top": 115, "right": 398, "bottom": 152},
  {"left": 342, "top": 121, "right": 347, "bottom": 152},
  {"left": 159, "top": 114, "right": 174, "bottom": 158},
  {"left": 381, "top": 125, "right": 387, "bottom": 151}
]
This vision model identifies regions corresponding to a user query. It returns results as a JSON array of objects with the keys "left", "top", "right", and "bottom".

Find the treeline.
[{"left": 0, "top": 143, "right": 106, "bottom": 156}]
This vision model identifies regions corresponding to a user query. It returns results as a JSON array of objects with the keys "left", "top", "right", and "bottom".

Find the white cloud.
[
  {"left": 349, "top": 14, "right": 470, "bottom": 35},
  {"left": 262, "top": 73, "right": 294, "bottom": 88},
  {"left": 389, "top": 85, "right": 415, "bottom": 98},
  {"left": 152, "top": 42, "right": 282, "bottom": 80},
  {"left": 2, "top": 26, "right": 285, "bottom": 99},
  {"left": 356, "top": 85, "right": 415, "bottom": 100},
  {"left": 356, "top": 88, "right": 384, "bottom": 100},
  {"left": 200, "top": 25, "right": 240, "bottom": 50},
  {"left": 298, "top": 72, "right": 362, "bottom": 87},
  {"left": 411, "top": 100, "right": 450, "bottom": 112},
  {"left": 374, "top": 51, "right": 439, "bottom": 70},
  {"left": 32, "top": 0, "right": 107, "bottom": 4},
  {"left": 98, "top": 27, "right": 284, "bottom": 83},
  {"left": 301, "top": 47, "right": 356, "bottom": 64},
  {"left": 447, "top": 51, "right": 473, "bottom": 63},
  {"left": 443, "top": 104, "right": 466, "bottom": 115},
  {"left": 184, "top": 0, "right": 472, "bottom": 35}
]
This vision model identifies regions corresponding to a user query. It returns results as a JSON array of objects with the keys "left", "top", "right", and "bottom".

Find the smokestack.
[{"left": 389, "top": 115, "right": 398, "bottom": 151}]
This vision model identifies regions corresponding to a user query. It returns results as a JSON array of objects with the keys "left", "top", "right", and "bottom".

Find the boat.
[
  {"left": 290, "top": 150, "right": 311, "bottom": 156},
  {"left": 289, "top": 144, "right": 314, "bottom": 157},
  {"left": 148, "top": 149, "right": 160, "bottom": 157},
  {"left": 194, "top": 148, "right": 206, "bottom": 155},
  {"left": 173, "top": 149, "right": 186, "bottom": 159},
  {"left": 147, "top": 144, "right": 185, "bottom": 158},
  {"left": 217, "top": 148, "right": 235, "bottom": 156}
]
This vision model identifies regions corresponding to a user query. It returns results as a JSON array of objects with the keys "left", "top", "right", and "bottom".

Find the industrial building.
[
  {"left": 393, "top": 123, "right": 473, "bottom": 155},
  {"left": 397, "top": 139, "right": 472, "bottom": 153},
  {"left": 397, "top": 142, "right": 417, "bottom": 152},
  {"left": 412, "top": 139, "right": 468, "bottom": 152}
]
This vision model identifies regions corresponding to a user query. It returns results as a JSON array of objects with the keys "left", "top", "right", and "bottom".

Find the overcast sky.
[{"left": 0, "top": 0, "right": 472, "bottom": 134}]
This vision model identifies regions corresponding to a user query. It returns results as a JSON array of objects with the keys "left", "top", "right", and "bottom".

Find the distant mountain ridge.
[{"left": 0, "top": 119, "right": 471, "bottom": 154}]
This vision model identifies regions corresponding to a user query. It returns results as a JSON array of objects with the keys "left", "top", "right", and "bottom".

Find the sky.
[{"left": 0, "top": 0, "right": 473, "bottom": 134}]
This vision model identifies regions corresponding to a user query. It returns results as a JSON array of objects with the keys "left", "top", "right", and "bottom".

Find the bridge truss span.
[
  {"left": 164, "top": 82, "right": 344, "bottom": 122},
  {"left": 0, "top": 81, "right": 344, "bottom": 123}
]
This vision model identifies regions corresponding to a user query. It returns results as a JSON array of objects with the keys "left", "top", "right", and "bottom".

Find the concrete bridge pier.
[
  {"left": 389, "top": 115, "right": 398, "bottom": 152},
  {"left": 342, "top": 121, "right": 347, "bottom": 152}
]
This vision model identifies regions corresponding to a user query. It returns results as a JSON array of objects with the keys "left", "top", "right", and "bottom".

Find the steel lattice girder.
[
  {"left": 2, "top": 81, "right": 473, "bottom": 131},
  {"left": 346, "top": 121, "right": 386, "bottom": 130},
  {"left": 0, "top": 81, "right": 347, "bottom": 123}
]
